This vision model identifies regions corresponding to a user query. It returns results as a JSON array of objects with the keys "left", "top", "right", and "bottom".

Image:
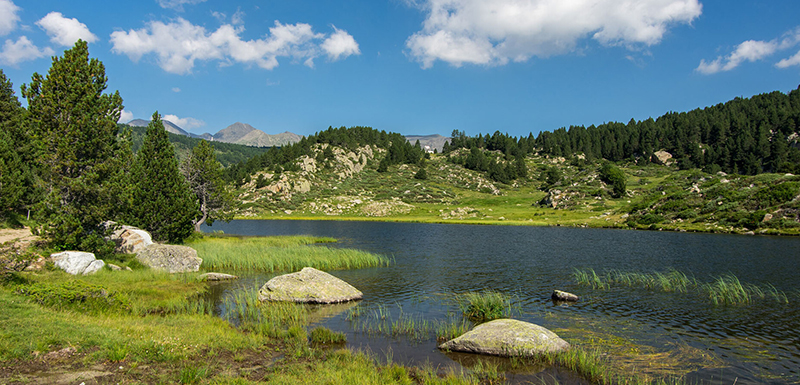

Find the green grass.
[
  {"left": 575, "top": 268, "right": 789, "bottom": 305},
  {"left": 310, "top": 326, "right": 347, "bottom": 345},
  {"left": 188, "top": 235, "right": 390, "bottom": 272},
  {"left": 457, "top": 290, "right": 518, "bottom": 322}
]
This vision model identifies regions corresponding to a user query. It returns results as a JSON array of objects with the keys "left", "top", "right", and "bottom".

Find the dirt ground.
[{"left": 0, "top": 227, "right": 37, "bottom": 246}]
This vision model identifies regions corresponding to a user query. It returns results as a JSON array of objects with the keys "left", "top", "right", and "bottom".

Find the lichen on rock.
[
  {"left": 258, "top": 267, "right": 362, "bottom": 304},
  {"left": 439, "top": 319, "right": 569, "bottom": 357}
]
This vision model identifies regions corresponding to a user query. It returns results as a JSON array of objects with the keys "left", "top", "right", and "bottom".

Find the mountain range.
[
  {"left": 125, "top": 119, "right": 449, "bottom": 150},
  {"left": 126, "top": 120, "right": 303, "bottom": 147}
]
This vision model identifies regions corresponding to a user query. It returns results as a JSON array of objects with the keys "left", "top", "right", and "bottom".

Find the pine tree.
[
  {"left": 21, "top": 41, "right": 124, "bottom": 255},
  {"left": 182, "top": 140, "right": 235, "bottom": 232},
  {"left": 0, "top": 70, "right": 27, "bottom": 222},
  {"left": 130, "top": 112, "right": 197, "bottom": 243}
]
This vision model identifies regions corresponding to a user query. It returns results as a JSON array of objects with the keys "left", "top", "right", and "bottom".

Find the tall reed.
[
  {"left": 457, "top": 290, "right": 518, "bottom": 322},
  {"left": 574, "top": 268, "right": 789, "bottom": 306},
  {"left": 189, "top": 235, "right": 390, "bottom": 272}
]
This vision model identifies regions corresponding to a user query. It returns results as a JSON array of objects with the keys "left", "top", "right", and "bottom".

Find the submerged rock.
[
  {"left": 136, "top": 244, "right": 201, "bottom": 273},
  {"left": 198, "top": 272, "right": 238, "bottom": 281},
  {"left": 439, "top": 319, "right": 569, "bottom": 357},
  {"left": 551, "top": 290, "right": 579, "bottom": 302},
  {"left": 51, "top": 251, "right": 105, "bottom": 275},
  {"left": 257, "top": 267, "right": 362, "bottom": 304}
]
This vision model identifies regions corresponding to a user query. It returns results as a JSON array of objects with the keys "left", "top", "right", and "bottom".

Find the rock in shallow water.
[
  {"left": 552, "top": 289, "right": 579, "bottom": 302},
  {"left": 439, "top": 319, "right": 569, "bottom": 357},
  {"left": 257, "top": 267, "right": 362, "bottom": 304}
]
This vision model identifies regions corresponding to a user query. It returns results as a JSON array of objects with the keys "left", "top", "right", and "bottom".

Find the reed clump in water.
[
  {"left": 188, "top": 235, "right": 390, "bottom": 272},
  {"left": 574, "top": 268, "right": 789, "bottom": 305},
  {"left": 457, "top": 290, "right": 519, "bottom": 322}
]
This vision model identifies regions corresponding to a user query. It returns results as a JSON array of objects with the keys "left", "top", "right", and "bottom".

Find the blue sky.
[{"left": 1, "top": 0, "right": 799, "bottom": 138}]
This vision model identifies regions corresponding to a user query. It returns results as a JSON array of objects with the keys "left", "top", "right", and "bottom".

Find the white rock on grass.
[{"left": 51, "top": 251, "right": 105, "bottom": 275}]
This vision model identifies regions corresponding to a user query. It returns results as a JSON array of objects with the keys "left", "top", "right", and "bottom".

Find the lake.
[{"left": 204, "top": 220, "right": 800, "bottom": 384}]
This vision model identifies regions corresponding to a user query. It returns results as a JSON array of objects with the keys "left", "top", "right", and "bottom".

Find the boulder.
[
  {"left": 258, "top": 267, "right": 362, "bottom": 303},
  {"left": 198, "top": 272, "right": 238, "bottom": 281},
  {"left": 653, "top": 150, "right": 674, "bottom": 166},
  {"left": 104, "top": 221, "right": 153, "bottom": 254},
  {"left": 51, "top": 251, "right": 105, "bottom": 275},
  {"left": 552, "top": 290, "right": 579, "bottom": 302},
  {"left": 439, "top": 319, "right": 569, "bottom": 357},
  {"left": 136, "top": 244, "right": 201, "bottom": 273}
]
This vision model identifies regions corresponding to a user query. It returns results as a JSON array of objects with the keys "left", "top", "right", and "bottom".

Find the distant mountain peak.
[{"left": 214, "top": 122, "right": 302, "bottom": 147}]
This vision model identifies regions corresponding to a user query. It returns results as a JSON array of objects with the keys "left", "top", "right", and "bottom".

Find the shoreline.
[{"left": 231, "top": 214, "right": 800, "bottom": 236}]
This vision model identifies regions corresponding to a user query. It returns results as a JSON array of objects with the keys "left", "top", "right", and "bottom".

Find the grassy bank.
[{"left": 188, "top": 235, "right": 390, "bottom": 272}]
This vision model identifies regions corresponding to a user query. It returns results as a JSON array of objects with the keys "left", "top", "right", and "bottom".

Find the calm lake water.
[{"left": 203, "top": 220, "right": 800, "bottom": 384}]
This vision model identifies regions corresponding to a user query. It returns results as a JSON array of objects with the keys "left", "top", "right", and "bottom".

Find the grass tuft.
[{"left": 457, "top": 290, "right": 518, "bottom": 322}]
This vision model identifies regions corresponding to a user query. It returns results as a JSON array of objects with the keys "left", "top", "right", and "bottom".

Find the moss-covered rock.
[
  {"left": 439, "top": 319, "right": 569, "bottom": 357},
  {"left": 257, "top": 267, "right": 363, "bottom": 304}
]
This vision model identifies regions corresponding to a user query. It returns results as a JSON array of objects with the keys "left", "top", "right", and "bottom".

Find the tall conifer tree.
[
  {"left": 21, "top": 41, "right": 124, "bottom": 255},
  {"left": 130, "top": 112, "right": 197, "bottom": 242}
]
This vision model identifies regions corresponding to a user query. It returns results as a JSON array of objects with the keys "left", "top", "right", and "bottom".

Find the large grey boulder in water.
[
  {"left": 51, "top": 251, "right": 105, "bottom": 275},
  {"left": 257, "top": 267, "right": 363, "bottom": 304},
  {"left": 439, "top": 319, "right": 570, "bottom": 357},
  {"left": 136, "top": 244, "right": 201, "bottom": 273}
]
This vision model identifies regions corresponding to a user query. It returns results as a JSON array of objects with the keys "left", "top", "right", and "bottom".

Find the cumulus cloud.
[
  {"left": 118, "top": 109, "right": 134, "bottom": 123},
  {"left": 698, "top": 27, "right": 800, "bottom": 74},
  {"left": 321, "top": 26, "right": 360, "bottom": 61},
  {"left": 776, "top": 51, "right": 800, "bottom": 69},
  {"left": 0, "top": 36, "right": 54, "bottom": 66},
  {"left": 696, "top": 40, "right": 778, "bottom": 74},
  {"left": 163, "top": 114, "right": 205, "bottom": 130},
  {"left": 231, "top": 8, "right": 245, "bottom": 25},
  {"left": 406, "top": 0, "right": 702, "bottom": 68},
  {"left": 110, "top": 18, "right": 359, "bottom": 74},
  {"left": 158, "top": 0, "right": 206, "bottom": 12},
  {"left": 36, "top": 12, "right": 98, "bottom": 46},
  {"left": 0, "top": 0, "right": 20, "bottom": 36}
]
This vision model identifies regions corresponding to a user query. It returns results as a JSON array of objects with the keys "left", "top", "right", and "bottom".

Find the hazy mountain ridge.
[
  {"left": 405, "top": 134, "right": 450, "bottom": 152},
  {"left": 126, "top": 120, "right": 303, "bottom": 147}
]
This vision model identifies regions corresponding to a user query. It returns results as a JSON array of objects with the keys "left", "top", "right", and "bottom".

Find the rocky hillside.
[
  {"left": 232, "top": 141, "right": 800, "bottom": 235},
  {"left": 405, "top": 134, "right": 450, "bottom": 152}
]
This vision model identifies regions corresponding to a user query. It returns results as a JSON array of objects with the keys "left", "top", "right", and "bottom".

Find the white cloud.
[
  {"left": 118, "top": 109, "right": 134, "bottom": 123},
  {"left": 163, "top": 114, "right": 205, "bottom": 130},
  {"left": 36, "top": 12, "right": 98, "bottom": 46},
  {"left": 0, "top": 0, "right": 20, "bottom": 36},
  {"left": 406, "top": 0, "right": 702, "bottom": 68},
  {"left": 321, "top": 26, "right": 360, "bottom": 61},
  {"left": 231, "top": 8, "right": 245, "bottom": 25},
  {"left": 158, "top": 0, "right": 206, "bottom": 12},
  {"left": 0, "top": 36, "right": 54, "bottom": 66},
  {"left": 111, "top": 18, "right": 359, "bottom": 74},
  {"left": 696, "top": 40, "right": 778, "bottom": 74},
  {"left": 698, "top": 27, "right": 800, "bottom": 74},
  {"left": 776, "top": 50, "right": 800, "bottom": 69},
  {"left": 172, "top": 87, "right": 181, "bottom": 92}
]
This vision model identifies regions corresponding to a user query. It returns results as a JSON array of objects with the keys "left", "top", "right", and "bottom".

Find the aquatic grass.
[
  {"left": 434, "top": 317, "right": 472, "bottom": 342},
  {"left": 310, "top": 326, "right": 347, "bottom": 344},
  {"left": 223, "top": 287, "right": 310, "bottom": 338},
  {"left": 188, "top": 235, "right": 390, "bottom": 272},
  {"left": 457, "top": 290, "right": 519, "bottom": 322},
  {"left": 574, "top": 268, "right": 789, "bottom": 306},
  {"left": 702, "top": 273, "right": 788, "bottom": 305}
]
